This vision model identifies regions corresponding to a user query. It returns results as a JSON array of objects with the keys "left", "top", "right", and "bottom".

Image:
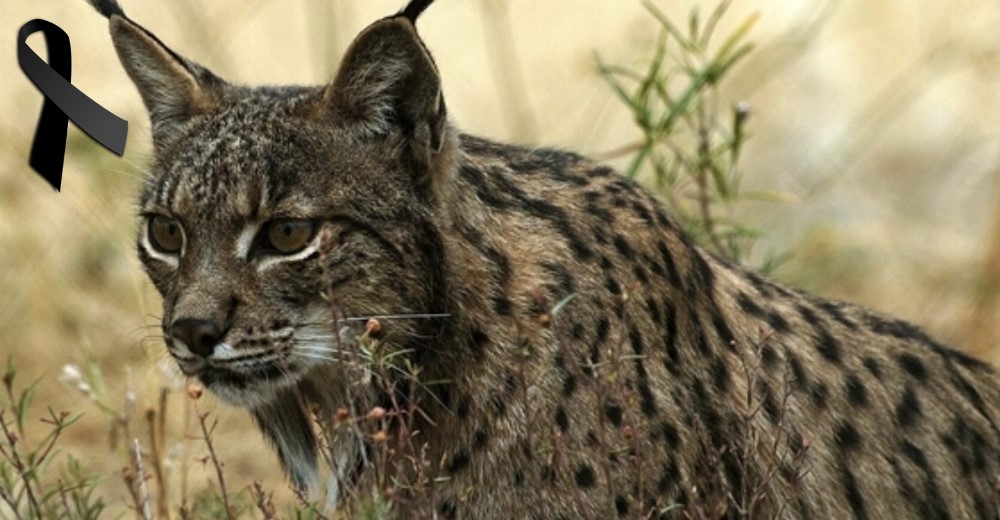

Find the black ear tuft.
[
  {"left": 399, "top": 0, "right": 435, "bottom": 23},
  {"left": 84, "top": 0, "right": 126, "bottom": 19}
]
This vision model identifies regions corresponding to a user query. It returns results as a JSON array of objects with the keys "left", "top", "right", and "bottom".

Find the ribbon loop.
[{"left": 18, "top": 18, "right": 128, "bottom": 191}]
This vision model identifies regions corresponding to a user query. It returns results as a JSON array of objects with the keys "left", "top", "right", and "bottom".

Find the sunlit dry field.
[{"left": 1, "top": 0, "right": 999, "bottom": 516}]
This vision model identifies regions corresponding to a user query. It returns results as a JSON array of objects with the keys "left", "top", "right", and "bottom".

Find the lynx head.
[{"left": 97, "top": 0, "right": 451, "bottom": 407}]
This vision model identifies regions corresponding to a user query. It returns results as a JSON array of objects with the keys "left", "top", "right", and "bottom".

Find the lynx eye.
[
  {"left": 148, "top": 215, "right": 184, "bottom": 254},
  {"left": 260, "top": 219, "right": 316, "bottom": 255}
]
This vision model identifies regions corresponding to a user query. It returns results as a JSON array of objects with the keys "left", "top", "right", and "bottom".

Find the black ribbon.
[{"left": 18, "top": 19, "right": 128, "bottom": 192}]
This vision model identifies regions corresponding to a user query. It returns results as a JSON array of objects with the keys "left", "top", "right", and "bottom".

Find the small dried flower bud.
[
  {"left": 367, "top": 406, "right": 388, "bottom": 421},
  {"left": 371, "top": 430, "right": 390, "bottom": 444},
  {"left": 186, "top": 383, "right": 203, "bottom": 400},
  {"left": 365, "top": 318, "right": 382, "bottom": 335},
  {"left": 335, "top": 408, "right": 350, "bottom": 423}
]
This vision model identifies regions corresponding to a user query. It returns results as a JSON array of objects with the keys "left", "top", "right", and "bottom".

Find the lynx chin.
[{"left": 86, "top": 0, "right": 1000, "bottom": 517}]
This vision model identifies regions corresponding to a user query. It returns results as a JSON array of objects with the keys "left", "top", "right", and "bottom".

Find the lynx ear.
[
  {"left": 326, "top": 15, "right": 447, "bottom": 160},
  {"left": 108, "top": 16, "right": 223, "bottom": 146}
]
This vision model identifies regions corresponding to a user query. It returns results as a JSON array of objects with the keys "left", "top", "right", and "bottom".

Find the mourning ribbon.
[{"left": 18, "top": 19, "right": 128, "bottom": 191}]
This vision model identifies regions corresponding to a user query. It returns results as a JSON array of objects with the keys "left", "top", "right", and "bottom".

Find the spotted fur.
[{"left": 88, "top": 0, "right": 1000, "bottom": 517}]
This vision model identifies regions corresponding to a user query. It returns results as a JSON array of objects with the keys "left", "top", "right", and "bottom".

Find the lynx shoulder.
[{"left": 87, "top": 0, "right": 1000, "bottom": 517}]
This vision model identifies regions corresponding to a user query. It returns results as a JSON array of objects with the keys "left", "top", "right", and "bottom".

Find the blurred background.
[{"left": 1, "top": 0, "right": 999, "bottom": 515}]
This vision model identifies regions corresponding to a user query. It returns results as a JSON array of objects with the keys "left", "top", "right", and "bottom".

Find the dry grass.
[{"left": 1, "top": 0, "right": 999, "bottom": 517}]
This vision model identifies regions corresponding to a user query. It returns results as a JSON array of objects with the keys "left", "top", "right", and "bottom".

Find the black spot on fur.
[
  {"left": 656, "top": 241, "right": 683, "bottom": 288},
  {"left": 589, "top": 166, "right": 614, "bottom": 178},
  {"left": 867, "top": 315, "right": 930, "bottom": 343},
  {"left": 862, "top": 357, "right": 883, "bottom": 378},
  {"left": 896, "top": 387, "right": 923, "bottom": 428},
  {"left": 615, "top": 495, "right": 629, "bottom": 516},
  {"left": 587, "top": 203, "right": 616, "bottom": 224},
  {"left": 437, "top": 499, "right": 457, "bottom": 519},
  {"left": 629, "top": 326, "right": 645, "bottom": 355},
  {"left": 787, "top": 352, "right": 810, "bottom": 391},
  {"left": 789, "top": 430, "right": 805, "bottom": 453},
  {"left": 737, "top": 291, "right": 765, "bottom": 317},
  {"left": 712, "top": 312, "right": 736, "bottom": 350},
  {"left": 470, "top": 328, "right": 489, "bottom": 350},
  {"left": 810, "top": 381, "right": 829, "bottom": 409},
  {"left": 605, "top": 402, "right": 624, "bottom": 427},
  {"left": 645, "top": 298, "right": 663, "bottom": 323},
  {"left": 692, "top": 319, "right": 711, "bottom": 355},
  {"left": 942, "top": 417, "right": 988, "bottom": 476},
  {"left": 802, "top": 311, "right": 843, "bottom": 364},
  {"left": 657, "top": 459, "right": 680, "bottom": 493},
  {"left": 692, "top": 252, "right": 715, "bottom": 293},
  {"left": 814, "top": 299, "right": 859, "bottom": 330},
  {"left": 473, "top": 428, "right": 489, "bottom": 449},
  {"left": 760, "top": 344, "right": 780, "bottom": 368},
  {"left": 636, "top": 365, "right": 658, "bottom": 416},
  {"left": 570, "top": 323, "right": 585, "bottom": 341},
  {"left": 845, "top": 374, "right": 868, "bottom": 407},
  {"left": 459, "top": 165, "right": 509, "bottom": 209},
  {"left": 900, "top": 441, "right": 951, "bottom": 520},
  {"left": 613, "top": 234, "right": 634, "bottom": 259},
  {"left": 562, "top": 373, "right": 578, "bottom": 397},
  {"left": 555, "top": 406, "right": 569, "bottom": 432},
  {"left": 633, "top": 264, "right": 650, "bottom": 284},
  {"left": 446, "top": 449, "right": 470, "bottom": 473},
  {"left": 655, "top": 208, "right": 672, "bottom": 227},
  {"left": 840, "top": 463, "right": 869, "bottom": 520},
  {"left": 756, "top": 379, "right": 780, "bottom": 424},
  {"left": 897, "top": 353, "right": 928, "bottom": 382},
  {"left": 630, "top": 201, "right": 654, "bottom": 226},
  {"left": 711, "top": 357, "right": 730, "bottom": 392},
  {"left": 456, "top": 396, "right": 470, "bottom": 419},
  {"left": 596, "top": 318, "right": 610, "bottom": 344},
  {"left": 574, "top": 464, "right": 597, "bottom": 488},
  {"left": 768, "top": 311, "right": 791, "bottom": 333},
  {"left": 663, "top": 305, "right": 681, "bottom": 374},
  {"left": 836, "top": 421, "right": 862, "bottom": 452},
  {"left": 491, "top": 295, "right": 513, "bottom": 316}
]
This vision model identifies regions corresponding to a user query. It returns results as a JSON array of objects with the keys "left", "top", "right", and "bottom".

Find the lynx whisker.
[{"left": 337, "top": 313, "right": 451, "bottom": 322}]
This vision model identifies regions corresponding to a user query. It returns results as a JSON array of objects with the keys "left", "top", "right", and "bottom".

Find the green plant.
[
  {"left": 0, "top": 358, "right": 108, "bottom": 520},
  {"left": 599, "top": 0, "right": 783, "bottom": 269}
]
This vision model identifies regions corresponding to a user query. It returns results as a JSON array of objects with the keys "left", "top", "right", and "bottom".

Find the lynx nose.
[{"left": 170, "top": 319, "right": 222, "bottom": 358}]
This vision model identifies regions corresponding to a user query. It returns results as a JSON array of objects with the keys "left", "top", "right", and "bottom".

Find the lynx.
[{"left": 86, "top": 0, "right": 1000, "bottom": 517}]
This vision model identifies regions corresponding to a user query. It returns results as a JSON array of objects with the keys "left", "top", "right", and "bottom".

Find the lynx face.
[{"left": 124, "top": 16, "right": 450, "bottom": 408}]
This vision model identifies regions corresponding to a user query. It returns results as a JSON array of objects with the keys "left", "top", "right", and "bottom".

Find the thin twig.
[
  {"left": 131, "top": 438, "right": 152, "bottom": 520},
  {"left": 194, "top": 408, "right": 235, "bottom": 520}
]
